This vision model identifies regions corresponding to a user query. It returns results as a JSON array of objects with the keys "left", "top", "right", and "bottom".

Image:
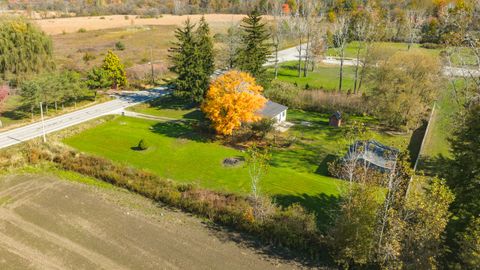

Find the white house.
[{"left": 258, "top": 100, "right": 288, "bottom": 123}]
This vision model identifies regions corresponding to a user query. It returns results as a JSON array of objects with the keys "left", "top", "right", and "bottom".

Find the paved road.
[{"left": 0, "top": 88, "right": 168, "bottom": 149}]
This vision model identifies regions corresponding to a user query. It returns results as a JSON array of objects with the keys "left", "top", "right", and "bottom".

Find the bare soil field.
[
  {"left": 0, "top": 174, "right": 304, "bottom": 270},
  {"left": 36, "top": 14, "right": 247, "bottom": 35}
]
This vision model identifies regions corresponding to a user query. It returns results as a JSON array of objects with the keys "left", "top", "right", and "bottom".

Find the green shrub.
[
  {"left": 78, "top": 28, "right": 87, "bottom": 33},
  {"left": 137, "top": 139, "right": 149, "bottom": 150},
  {"left": 115, "top": 41, "right": 125, "bottom": 51}
]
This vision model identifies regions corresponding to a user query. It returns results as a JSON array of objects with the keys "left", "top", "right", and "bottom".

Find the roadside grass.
[
  {"left": 126, "top": 94, "right": 203, "bottom": 120},
  {"left": 269, "top": 61, "right": 357, "bottom": 92},
  {"left": 0, "top": 92, "right": 110, "bottom": 131}
]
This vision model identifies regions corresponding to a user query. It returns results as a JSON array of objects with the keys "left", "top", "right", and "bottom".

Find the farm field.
[
  {"left": 0, "top": 174, "right": 300, "bottom": 269},
  {"left": 36, "top": 14, "right": 248, "bottom": 35},
  {"left": 51, "top": 23, "right": 232, "bottom": 73}
]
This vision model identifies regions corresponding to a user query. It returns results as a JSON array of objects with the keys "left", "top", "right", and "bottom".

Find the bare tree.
[
  {"left": 333, "top": 15, "right": 350, "bottom": 93},
  {"left": 268, "top": 0, "right": 288, "bottom": 79}
]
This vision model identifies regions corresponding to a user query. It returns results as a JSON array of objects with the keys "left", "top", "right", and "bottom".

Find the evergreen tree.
[
  {"left": 102, "top": 51, "right": 127, "bottom": 90},
  {"left": 235, "top": 10, "right": 271, "bottom": 85},
  {"left": 445, "top": 103, "right": 480, "bottom": 267},
  {"left": 196, "top": 16, "right": 215, "bottom": 77},
  {"left": 169, "top": 19, "right": 206, "bottom": 103}
]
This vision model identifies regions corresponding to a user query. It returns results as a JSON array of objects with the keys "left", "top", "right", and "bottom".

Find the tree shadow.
[
  {"left": 150, "top": 121, "right": 211, "bottom": 143},
  {"left": 273, "top": 193, "right": 341, "bottom": 233},
  {"left": 408, "top": 120, "right": 427, "bottom": 165},
  {"left": 316, "top": 154, "right": 337, "bottom": 175},
  {"left": 418, "top": 154, "right": 454, "bottom": 179},
  {"left": 147, "top": 94, "right": 196, "bottom": 110},
  {"left": 182, "top": 109, "right": 204, "bottom": 120}
]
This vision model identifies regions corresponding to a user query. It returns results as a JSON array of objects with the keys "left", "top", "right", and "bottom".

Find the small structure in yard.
[
  {"left": 223, "top": 157, "right": 243, "bottom": 167},
  {"left": 345, "top": 140, "right": 399, "bottom": 173},
  {"left": 329, "top": 111, "right": 342, "bottom": 127},
  {"left": 258, "top": 100, "right": 288, "bottom": 123}
]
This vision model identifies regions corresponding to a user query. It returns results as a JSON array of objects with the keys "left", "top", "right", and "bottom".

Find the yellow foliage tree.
[{"left": 202, "top": 70, "right": 267, "bottom": 135}]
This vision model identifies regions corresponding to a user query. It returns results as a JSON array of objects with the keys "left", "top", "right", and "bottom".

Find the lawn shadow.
[
  {"left": 150, "top": 121, "right": 211, "bottom": 143},
  {"left": 418, "top": 154, "right": 453, "bottom": 179},
  {"left": 148, "top": 94, "right": 196, "bottom": 110},
  {"left": 182, "top": 109, "right": 204, "bottom": 120},
  {"left": 316, "top": 154, "right": 337, "bottom": 175}
]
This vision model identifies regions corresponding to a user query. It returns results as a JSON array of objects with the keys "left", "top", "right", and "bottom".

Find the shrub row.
[{"left": 33, "top": 144, "right": 329, "bottom": 261}]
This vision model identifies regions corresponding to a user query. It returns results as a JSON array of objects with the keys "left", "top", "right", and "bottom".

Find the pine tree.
[
  {"left": 169, "top": 19, "right": 206, "bottom": 103},
  {"left": 235, "top": 10, "right": 271, "bottom": 85},
  {"left": 196, "top": 16, "right": 215, "bottom": 77},
  {"left": 102, "top": 51, "right": 127, "bottom": 90},
  {"left": 445, "top": 103, "right": 480, "bottom": 267}
]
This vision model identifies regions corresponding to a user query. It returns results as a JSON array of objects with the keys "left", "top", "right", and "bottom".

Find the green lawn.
[
  {"left": 275, "top": 110, "right": 412, "bottom": 176},
  {"left": 64, "top": 116, "right": 343, "bottom": 199},
  {"left": 269, "top": 61, "right": 357, "bottom": 92},
  {"left": 0, "top": 95, "right": 25, "bottom": 127},
  {"left": 64, "top": 108, "right": 412, "bottom": 220},
  {"left": 418, "top": 80, "right": 463, "bottom": 174},
  {"left": 326, "top": 41, "right": 439, "bottom": 59}
]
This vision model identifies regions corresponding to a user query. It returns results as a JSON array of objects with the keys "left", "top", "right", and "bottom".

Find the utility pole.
[{"left": 39, "top": 102, "right": 47, "bottom": 143}]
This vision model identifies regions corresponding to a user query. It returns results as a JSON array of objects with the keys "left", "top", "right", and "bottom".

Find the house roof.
[
  {"left": 258, "top": 100, "right": 288, "bottom": 118},
  {"left": 346, "top": 140, "right": 400, "bottom": 172}
]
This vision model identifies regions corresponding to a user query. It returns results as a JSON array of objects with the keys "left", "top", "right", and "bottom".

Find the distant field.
[
  {"left": 269, "top": 61, "right": 357, "bottom": 92},
  {"left": 36, "top": 14, "right": 248, "bottom": 35},
  {"left": 51, "top": 20, "right": 238, "bottom": 72}
]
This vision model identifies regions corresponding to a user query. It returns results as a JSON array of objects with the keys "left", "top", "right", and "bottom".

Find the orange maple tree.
[{"left": 201, "top": 70, "right": 267, "bottom": 135}]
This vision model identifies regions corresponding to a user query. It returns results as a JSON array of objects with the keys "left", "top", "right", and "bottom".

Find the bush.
[
  {"left": 78, "top": 28, "right": 87, "bottom": 33},
  {"left": 264, "top": 81, "right": 301, "bottom": 108},
  {"left": 115, "top": 41, "right": 125, "bottom": 51},
  {"left": 250, "top": 118, "right": 275, "bottom": 139},
  {"left": 421, "top": 43, "right": 444, "bottom": 50},
  {"left": 137, "top": 139, "right": 149, "bottom": 150}
]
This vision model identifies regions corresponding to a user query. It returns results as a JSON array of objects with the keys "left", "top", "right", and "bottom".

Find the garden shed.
[
  {"left": 258, "top": 100, "right": 288, "bottom": 123},
  {"left": 329, "top": 111, "right": 342, "bottom": 127}
]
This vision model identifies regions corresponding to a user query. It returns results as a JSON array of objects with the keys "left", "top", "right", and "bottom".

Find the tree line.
[{"left": 0, "top": 16, "right": 129, "bottom": 118}]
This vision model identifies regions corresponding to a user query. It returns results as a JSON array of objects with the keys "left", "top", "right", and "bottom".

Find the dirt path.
[
  {"left": 0, "top": 175, "right": 306, "bottom": 270},
  {"left": 35, "top": 14, "right": 248, "bottom": 35}
]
